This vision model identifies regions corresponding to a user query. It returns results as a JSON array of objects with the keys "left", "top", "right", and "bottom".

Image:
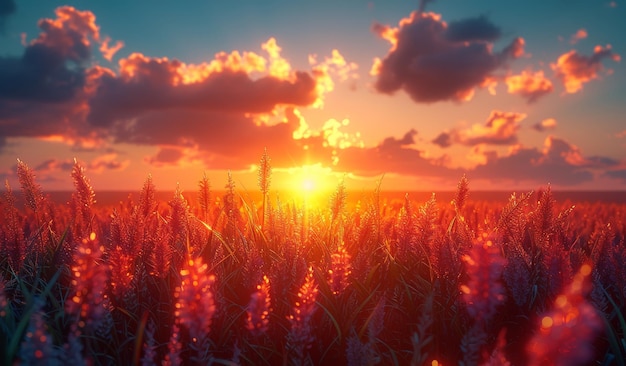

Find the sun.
[
  {"left": 301, "top": 177, "right": 316, "bottom": 192},
  {"left": 282, "top": 164, "right": 336, "bottom": 203}
]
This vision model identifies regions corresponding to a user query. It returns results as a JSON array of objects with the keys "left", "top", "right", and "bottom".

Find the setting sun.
[
  {"left": 280, "top": 164, "right": 337, "bottom": 202},
  {"left": 301, "top": 177, "right": 316, "bottom": 192}
]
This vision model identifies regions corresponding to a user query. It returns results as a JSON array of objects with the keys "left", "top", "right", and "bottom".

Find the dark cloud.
[
  {"left": 585, "top": 156, "right": 619, "bottom": 168},
  {"left": 33, "top": 155, "right": 128, "bottom": 175},
  {"left": 472, "top": 136, "right": 598, "bottom": 186},
  {"left": 432, "top": 132, "right": 453, "bottom": 148},
  {"left": 0, "top": 6, "right": 99, "bottom": 103},
  {"left": 128, "top": 108, "right": 328, "bottom": 170},
  {"left": 444, "top": 15, "right": 501, "bottom": 42},
  {"left": 144, "top": 147, "right": 185, "bottom": 166},
  {"left": 0, "top": 0, "right": 16, "bottom": 32},
  {"left": 0, "top": 7, "right": 109, "bottom": 153},
  {"left": 371, "top": 11, "right": 524, "bottom": 103},
  {"left": 0, "top": 48, "right": 86, "bottom": 103},
  {"left": 605, "top": 169, "right": 626, "bottom": 182},
  {"left": 35, "top": 158, "right": 74, "bottom": 172},
  {"left": 380, "top": 129, "right": 417, "bottom": 150},
  {"left": 332, "top": 136, "right": 607, "bottom": 189}
]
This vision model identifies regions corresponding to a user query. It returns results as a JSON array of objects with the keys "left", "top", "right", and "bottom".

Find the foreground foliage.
[{"left": 1, "top": 159, "right": 625, "bottom": 365}]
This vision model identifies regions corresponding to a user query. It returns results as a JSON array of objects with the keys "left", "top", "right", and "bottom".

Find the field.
[{"left": 1, "top": 159, "right": 625, "bottom": 366}]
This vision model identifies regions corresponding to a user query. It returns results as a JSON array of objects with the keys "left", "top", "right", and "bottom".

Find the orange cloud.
[
  {"left": 433, "top": 111, "right": 526, "bottom": 148},
  {"left": 309, "top": 49, "right": 359, "bottom": 106},
  {"left": 540, "top": 136, "right": 587, "bottom": 166},
  {"left": 551, "top": 45, "right": 621, "bottom": 94},
  {"left": 505, "top": 70, "right": 554, "bottom": 103},
  {"left": 32, "top": 6, "right": 100, "bottom": 60},
  {"left": 99, "top": 36, "right": 124, "bottom": 61},
  {"left": 570, "top": 28, "right": 588, "bottom": 44},
  {"left": 533, "top": 118, "right": 558, "bottom": 132},
  {"left": 261, "top": 37, "right": 291, "bottom": 80},
  {"left": 32, "top": 6, "right": 121, "bottom": 63},
  {"left": 371, "top": 10, "right": 524, "bottom": 103}
]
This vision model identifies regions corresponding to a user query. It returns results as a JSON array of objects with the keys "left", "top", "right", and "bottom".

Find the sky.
[{"left": 0, "top": 0, "right": 625, "bottom": 193}]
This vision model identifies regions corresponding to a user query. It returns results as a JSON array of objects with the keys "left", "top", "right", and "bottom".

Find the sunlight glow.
[
  {"left": 302, "top": 177, "right": 316, "bottom": 192},
  {"left": 280, "top": 164, "right": 337, "bottom": 205}
]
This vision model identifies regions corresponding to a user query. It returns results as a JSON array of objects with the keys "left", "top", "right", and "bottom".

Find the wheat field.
[{"left": 1, "top": 156, "right": 625, "bottom": 365}]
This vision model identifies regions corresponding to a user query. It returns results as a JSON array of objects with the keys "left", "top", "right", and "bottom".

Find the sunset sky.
[{"left": 1, "top": 0, "right": 625, "bottom": 193}]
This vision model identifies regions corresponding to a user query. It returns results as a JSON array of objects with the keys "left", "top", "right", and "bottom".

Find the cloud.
[
  {"left": 432, "top": 131, "right": 454, "bottom": 149},
  {"left": 471, "top": 136, "right": 602, "bottom": 185},
  {"left": 0, "top": 65, "right": 107, "bottom": 149},
  {"left": 444, "top": 15, "right": 501, "bottom": 42},
  {"left": 33, "top": 154, "right": 129, "bottom": 175},
  {"left": 0, "top": 7, "right": 99, "bottom": 103},
  {"left": 532, "top": 118, "right": 557, "bottom": 132},
  {"left": 570, "top": 29, "right": 588, "bottom": 44},
  {"left": 371, "top": 11, "right": 524, "bottom": 103},
  {"left": 309, "top": 49, "right": 359, "bottom": 93},
  {"left": 81, "top": 36, "right": 360, "bottom": 170},
  {"left": 605, "top": 169, "right": 626, "bottom": 182},
  {"left": 99, "top": 36, "right": 124, "bottom": 61},
  {"left": 432, "top": 111, "right": 526, "bottom": 147},
  {"left": 380, "top": 129, "right": 417, "bottom": 150},
  {"left": 505, "top": 70, "right": 554, "bottom": 103},
  {"left": 330, "top": 129, "right": 611, "bottom": 187},
  {"left": 117, "top": 108, "right": 311, "bottom": 169},
  {"left": 144, "top": 146, "right": 186, "bottom": 167},
  {"left": 88, "top": 153, "right": 130, "bottom": 172},
  {"left": 88, "top": 51, "right": 317, "bottom": 127},
  {"left": 586, "top": 156, "right": 619, "bottom": 168},
  {"left": 0, "top": 7, "right": 352, "bottom": 170},
  {"left": 35, "top": 158, "right": 75, "bottom": 173},
  {"left": 551, "top": 45, "right": 621, "bottom": 94},
  {"left": 333, "top": 130, "right": 460, "bottom": 178},
  {"left": 0, "top": 0, "right": 16, "bottom": 32},
  {"left": 0, "top": 7, "right": 125, "bottom": 151}
]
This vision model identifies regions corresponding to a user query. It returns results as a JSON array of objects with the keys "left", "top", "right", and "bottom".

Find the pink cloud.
[
  {"left": 371, "top": 11, "right": 524, "bottom": 103},
  {"left": 551, "top": 45, "right": 621, "bottom": 94}
]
